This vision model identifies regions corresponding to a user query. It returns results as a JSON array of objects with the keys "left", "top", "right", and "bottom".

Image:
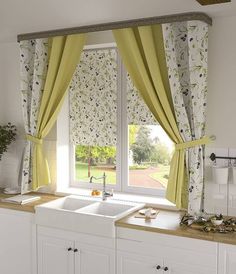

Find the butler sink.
[{"left": 35, "top": 195, "right": 144, "bottom": 237}]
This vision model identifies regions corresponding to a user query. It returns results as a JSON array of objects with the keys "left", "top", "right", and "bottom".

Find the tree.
[
  {"left": 128, "top": 125, "right": 140, "bottom": 146},
  {"left": 130, "top": 126, "right": 154, "bottom": 164},
  {"left": 151, "top": 143, "right": 172, "bottom": 165},
  {"left": 75, "top": 145, "right": 116, "bottom": 177}
]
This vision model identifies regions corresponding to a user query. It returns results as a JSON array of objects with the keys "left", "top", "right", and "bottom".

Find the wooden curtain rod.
[{"left": 17, "top": 12, "right": 212, "bottom": 42}]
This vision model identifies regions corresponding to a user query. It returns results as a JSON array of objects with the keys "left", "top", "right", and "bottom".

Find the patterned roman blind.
[
  {"left": 69, "top": 47, "right": 157, "bottom": 147},
  {"left": 127, "top": 74, "right": 158, "bottom": 125}
]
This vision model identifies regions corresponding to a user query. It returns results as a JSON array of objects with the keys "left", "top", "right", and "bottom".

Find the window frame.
[{"left": 69, "top": 43, "right": 167, "bottom": 197}]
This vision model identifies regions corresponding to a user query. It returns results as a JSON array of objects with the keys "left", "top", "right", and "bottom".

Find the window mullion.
[
  {"left": 120, "top": 59, "right": 128, "bottom": 193},
  {"left": 116, "top": 49, "right": 122, "bottom": 192}
]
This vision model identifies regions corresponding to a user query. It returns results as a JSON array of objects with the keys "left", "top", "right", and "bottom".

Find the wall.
[
  {"left": 0, "top": 42, "right": 24, "bottom": 188},
  {"left": 86, "top": 30, "right": 114, "bottom": 45},
  {"left": 206, "top": 16, "right": 236, "bottom": 148},
  {"left": 204, "top": 16, "right": 236, "bottom": 216},
  {"left": 0, "top": 16, "right": 236, "bottom": 209}
]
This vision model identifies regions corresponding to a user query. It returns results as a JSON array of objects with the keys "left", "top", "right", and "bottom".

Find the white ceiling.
[{"left": 0, "top": 0, "right": 236, "bottom": 43}]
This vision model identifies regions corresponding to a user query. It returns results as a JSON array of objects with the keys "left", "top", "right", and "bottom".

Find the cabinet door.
[
  {"left": 218, "top": 243, "right": 236, "bottom": 274},
  {"left": 164, "top": 260, "right": 216, "bottom": 274},
  {"left": 38, "top": 235, "right": 74, "bottom": 274},
  {"left": 75, "top": 242, "right": 115, "bottom": 274},
  {"left": 0, "top": 209, "right": 33, "bottom": 274},
  {"left": 164, "top": 241, "right": 217, "bottom": 274},
  {"left": 117, "top": 251, "right": 163, "bottom": 274}
]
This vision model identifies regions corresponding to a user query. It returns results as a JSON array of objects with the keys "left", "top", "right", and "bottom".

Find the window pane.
[
  {"left": 128, "top": 125, "right": 173, "bottom": 190},
  {"left": 75, "top": 145, "right": 116, "bottom": 185}
]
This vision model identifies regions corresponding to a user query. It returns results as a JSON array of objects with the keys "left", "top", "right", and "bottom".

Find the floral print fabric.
[
  {"left": 20, "top": 39, "right": 49, "bottom": 193},
  {"left": 163, "top": 21, "right": 208, "bottom": 214},
  {"left": 69, "top": 48, "right": 118, "bottom": 146},
  {"left": 69, "top": 48, "right": 157, "bottom": 146}
]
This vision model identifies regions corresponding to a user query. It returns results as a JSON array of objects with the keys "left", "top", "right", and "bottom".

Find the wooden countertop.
[
  {"left": 1, "top": 191, "right": 236, "bottom": 245},
  {"left": 0, "top": 191, "right": 61, "bottom": 213},
  {"left": 116, "top": 209, "right": 236, "bottom": 245}
]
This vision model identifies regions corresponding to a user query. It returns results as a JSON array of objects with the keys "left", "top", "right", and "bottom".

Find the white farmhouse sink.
[{"left": 35, "top": 195, "right": 144, "bottom": 238}]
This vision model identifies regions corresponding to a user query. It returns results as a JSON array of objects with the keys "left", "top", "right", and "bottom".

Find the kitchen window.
[{"left": 68, "top": 44, "right": 173, "bottom": 196}]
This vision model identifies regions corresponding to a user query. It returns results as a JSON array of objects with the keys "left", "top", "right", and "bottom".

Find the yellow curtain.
[
  {"left": 28, "top": 34, "right": 86, "bottom": 190},
  {"left": 113, "top": 25, "right": 188, "bottom": 209}
]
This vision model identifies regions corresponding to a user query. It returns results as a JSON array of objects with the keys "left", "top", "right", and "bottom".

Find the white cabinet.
[
  {"left": 75, "top": 242, "right": 115, "bottom": 274},
  {"left": 117, "top": 228, "right": 218, "bottom": 274},
  {"left": 38, "top": 235, "right": 74, "bottom": 274},
  {"left": 37, "top": 226, "right": 115, "bottom": 274},
  {"left": 0, "top": 208, "right": 34, "bottom": 274},
  {"left": 218, "top": 243, "right": 236, "bottom": 274}
]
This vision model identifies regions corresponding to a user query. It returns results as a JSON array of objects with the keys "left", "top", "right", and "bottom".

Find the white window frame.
[{"left": 69, "top": 43, "right": 166, "bottom": 197}]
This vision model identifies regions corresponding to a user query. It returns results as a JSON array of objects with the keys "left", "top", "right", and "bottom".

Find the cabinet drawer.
[{"left": 117, "top": 227, "right": 217, "bottom": 252}]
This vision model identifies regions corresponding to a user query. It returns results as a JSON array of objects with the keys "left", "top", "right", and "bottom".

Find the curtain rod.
[{"left": 17, "top": 12, "right": 212, "bottom": 42}]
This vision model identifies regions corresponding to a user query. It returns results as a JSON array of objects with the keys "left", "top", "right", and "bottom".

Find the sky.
[{"left": 148, "top": 125, "right": 174, "bottom": 152}]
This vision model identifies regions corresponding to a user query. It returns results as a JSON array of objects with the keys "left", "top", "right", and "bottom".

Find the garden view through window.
[
  {"left": 75, "top": 145, "right": 117, "bottom": 185},
  {"left": 74, "top": 124, "right": 173, "bottom": 190},
  {"left": 128, "top": 125, "right": 173, "bottom": 190}
]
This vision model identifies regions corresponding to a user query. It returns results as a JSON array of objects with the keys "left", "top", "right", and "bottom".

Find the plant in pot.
[
  {"left": 0, "top": 123, "right": 17, "bottom": 161},
  {"left": 0, "top": 123, "right": 17, "bottom": 194}
]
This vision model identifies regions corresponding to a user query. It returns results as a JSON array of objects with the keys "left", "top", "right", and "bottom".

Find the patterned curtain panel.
[
  {"left": 162, "top": 21, "right": 208, "bottom": 214},
  {"left": 69, "top": 48, "right": 157, "bottom": 146},
  {"left": 20, "top": 39, "right": 49, "bottom": 193},
  {"left": 127, "top": 74, "right": 157, "bottom": 125}
]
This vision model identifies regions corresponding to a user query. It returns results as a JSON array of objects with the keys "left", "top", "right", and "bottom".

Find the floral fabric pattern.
[
  {"left": 163, "top": 21, "right": 208, "bottom": 214},
  {"left": 20, "top": 39, "right": 49, "bottom": 193},
  {"left": 127, "top": 74, "right": 157, "bottom": 125},
  {"left": 69, "top": 48, "right": 118, "bottom": 146}
]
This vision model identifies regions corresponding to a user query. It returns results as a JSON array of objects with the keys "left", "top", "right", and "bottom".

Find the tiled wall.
[{"left": 205, "top": 147, "right": 236, "bottom": 216}]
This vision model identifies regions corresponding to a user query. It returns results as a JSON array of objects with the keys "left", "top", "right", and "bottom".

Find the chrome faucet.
[{"left": 89, "top": 172, "right": 113, "bottom": 201}]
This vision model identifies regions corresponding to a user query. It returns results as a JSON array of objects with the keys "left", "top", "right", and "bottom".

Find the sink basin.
[
  {"left": 40, "top": 195, "right": 96, "bottom": 211},
  {"left": 35, "top": 195, "right": 144, "bottom": 238},
  {"left": 77, "top": 201, "right": 139, "bottom": 217}
]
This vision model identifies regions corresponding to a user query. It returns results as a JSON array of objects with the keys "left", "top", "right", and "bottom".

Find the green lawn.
[
  {"left": 75, "top": 162, "right": 116, "bottom": 184},
  {"left": 75, "top": 162, "right": 170, "bottom": 188},
  {"left": 149, "top": 165, "right": 170, "bottom": 188}
]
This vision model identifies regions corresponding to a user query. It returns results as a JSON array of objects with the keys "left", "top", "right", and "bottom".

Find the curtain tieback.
[
  {"left": 26, "top": 134, "right": 43, "bottom": 145},
  {"left": 175, "top": 136, "right": 215, "bottom": 151}
]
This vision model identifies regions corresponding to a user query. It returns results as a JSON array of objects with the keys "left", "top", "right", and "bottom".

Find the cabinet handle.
[
  {"left": 67, "top": 247, "right": 72, "bottom": 251},
  {"left": 74, "top": 248, "right": 78, "bottom": 253},
  {"left": 156, "top": 265, "right": 161, "bottom": 270},
  {"left": 163, "top": 266, "right": 168, "bottom": 271}
]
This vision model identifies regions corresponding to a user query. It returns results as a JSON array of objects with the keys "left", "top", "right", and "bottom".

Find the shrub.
[{"left": 0, "top": 123, "right": 17, "bottom": 160}]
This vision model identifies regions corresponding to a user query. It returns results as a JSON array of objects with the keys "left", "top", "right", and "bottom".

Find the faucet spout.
[{"left": 89, "top": 172, "right": 113, "bottom": 201}]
